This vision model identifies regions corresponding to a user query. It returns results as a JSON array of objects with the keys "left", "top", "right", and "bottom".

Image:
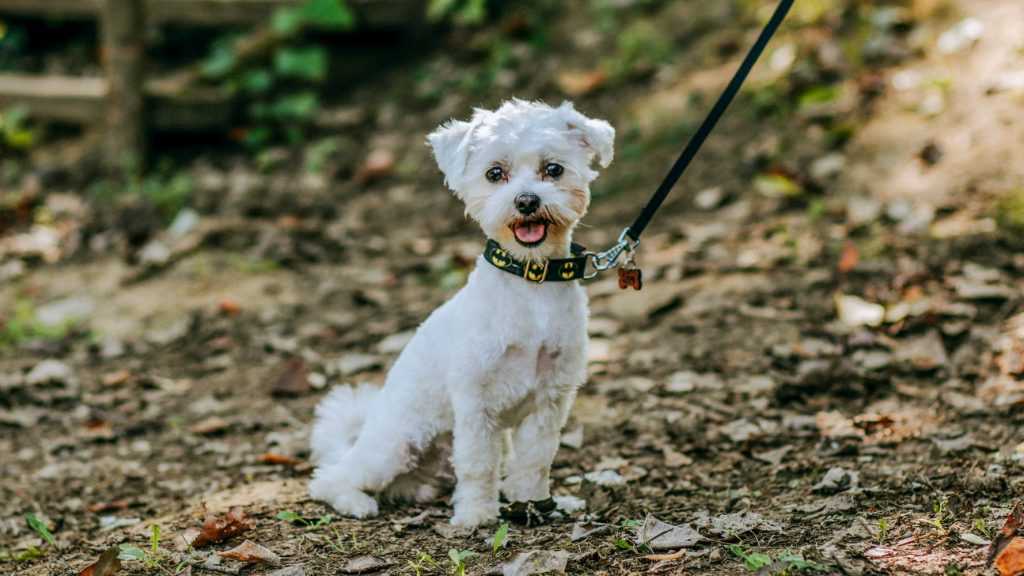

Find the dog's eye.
[
  {"left": 544, "top": 163, "right": 564, "bottom": 179},
  {"left": 485, "top": 166, "right": 505, "bottom": 183}
]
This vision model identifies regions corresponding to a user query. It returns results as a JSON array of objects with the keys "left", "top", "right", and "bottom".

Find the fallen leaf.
[
  {"left": 837, "top": 242, "right": 859, "bottom": 273},
  {"left": 79, "top": 546, "right": 121, "bottom": 576},
  {"left": 355, "top": 149, "right": 395, "bottom": 184},
  {"left": 340, "top": 555, "right": 393, "bottom": 574},
  {"left": 219, "top": 540, "right": 280, "bottom": 566},
  {"left": 570, "top": 521, "right": 610, "bottom": 542},
  {"left": 995, "top": 538, "right": 1024, "bottom": 576},
  {"left": 498, "top": 550, "right": 570, "bottom": 576},
  {"left": 636, "top": 515, "right": 703, "bottom": 550},
  {"left": 190, "top": 507, "right": 253, "bottom": 548},
  {"left": 189, "top": 416, "right": 229, "bottom": 436},
  {"left": 270, "top": 358, "right": 311, "bottom": 397},
  {"left": 989, "top": 502, "right": 1024, "bottom": 569},
  {"left": 218, "top": 299, "right": 242, "bottom": 316},
  {"left": 88, "top": 500, "right": 130, "bottom": 514},
  {"left": 257, "top": 453, "right": 302, "bottom": 467},
  {"left": 811, "top": 467, "right": 859, "bottom": 494},
  {"left": 643, "top": 548, "right": 687, "bottom": 562},
  {"left": 556, "top": 69, "right": 607, "bottom": 97},
  {"left": 101, "top": 370, "right": 132, "bottom": 387}
]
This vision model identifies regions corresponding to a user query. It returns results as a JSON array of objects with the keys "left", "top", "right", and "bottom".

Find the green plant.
[
  {"left": 202, "top": 0, "right": 354, "bottom": 148},
  {"left": 276, "top": 510, "right": 334, "bottom": 529},
  {"left": 603, "top": 19, "right": 672, "bottom": 80},
  {"left": 929, "top": 499, "right": 948, "bottom": 533},
  {"left": 447, "top": 548, "right": 475, "bottom": 576},
  {"left": 728, "top": 545, "right": 773, "bottom": 571},
  {"left": 25, "top": 514, "right": 55, "bottom": 548},
  {"left": 491, "top": 522, "right": 509, "bottom": 554},
  {"left": 1, "top": 301, "right": 74, "bottom": 347},
  {"left": 0, "top": 106, "right": 37, "bottom": 150},
  {"left": 973, "top": 518, "right": 992, "bottom": 540},
  {"left": 118, "top": 525, "right": 168, "bottom": 570},
  {"left": 408, "top": 551, "right": 439, "bottom": 576},
  {"left": 728, "top": 546, "right": 829, "bottom": 574},
  {"left": 876, "top": 517, "right": 890, "bottom": 544},
  {"left": 427, "top": 0, "right": 488, "bottom": 26}
]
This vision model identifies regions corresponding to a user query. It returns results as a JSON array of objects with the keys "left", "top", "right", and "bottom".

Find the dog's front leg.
[
  {"left": 450, "top": 405, "right": 502, "bottom": 528},
  {"left": 501, "top": 391, "right": 574, "bottom": 502}
]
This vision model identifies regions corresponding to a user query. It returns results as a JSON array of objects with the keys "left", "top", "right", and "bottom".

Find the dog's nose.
[{"left": 515, "top": 193, "right": 540, "bottom": 215}]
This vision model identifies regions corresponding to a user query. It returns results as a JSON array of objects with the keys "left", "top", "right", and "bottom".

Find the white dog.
[{"left": 309, "top": 99, "right": 615, "bottom": 528}]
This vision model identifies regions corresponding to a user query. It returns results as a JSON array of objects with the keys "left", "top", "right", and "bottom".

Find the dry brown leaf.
[
  {"left": 219, "top": 540, "right": 280, "bottom": 566},
  {"left": 218, "top": 298, "right": 241, "bottom": 316},
  {"left": 78, "top": 546, "right": 120, "bottom": 576},
  {"left": 189, "top": 416, "right": 229, "bottom": 436},
  {"left": 269, "top": 358, "right": 310, "bottom": 397},
  {"left": 996, "top": 538, "right": 1024, "bottom": 576},
  {"left": 990, "top": 502, "right": 1024, "bottom": 570},
  {"left": 190, "top": 507, "right": 253, "bottom": 548},
  {"left": 556, "top": 69, "right": 607, "bottom": 97},
  {"left": 101, "top": 370, "right": 132, "bottom": 387},
  {"left": 837, "top": 241, "right": 859, "bottom": 273},
  {"left": 258, "top": 453, "right": 302, "bottom": 467},
  {"left": 643, "top": 549, "right": 687, "bottom": 562},
  {"left": 87, "top": 500, "right": 130, "bottom": 514}
]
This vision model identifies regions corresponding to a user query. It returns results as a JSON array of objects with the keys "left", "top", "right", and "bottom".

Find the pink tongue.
[{"left": 514, "top": 222, "right": 546, "bottom": 243}]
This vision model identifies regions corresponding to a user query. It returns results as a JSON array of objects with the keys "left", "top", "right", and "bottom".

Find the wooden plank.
[
  {"left": 0, "top": 0, "right": 421, "bottom": 26},
  {"left": 0, "top": 0, "right": 100, "bottom": 19},
  {"left": 0, "top": 75, "right": 106, "bottom": 123},
  {"left": 0, "top": 74, "right": 231, "bottom": 130}
]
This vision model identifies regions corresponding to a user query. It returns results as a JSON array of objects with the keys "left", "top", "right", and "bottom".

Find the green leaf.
[
  {"left": 14, "top": 545, "right": 44, "bottom": 561},
  {"left": 270, "top": 91, "right": 319, "bottom": 120},
  {"left": 798, "top": 84, "right": 840, "bottom": 110},
  {"left": 299, "top": 0, "right": 355, "bottom": 30},
  {"left": 241, "top": 70, "right": 274, "bottom": 94},
  {"left": 149, "top": 525, "right": 160, "bottom": 554},
  {"left": 274, "top": 46, "right": 327, "bottom": 81},
  {"left": 201, "top": 40, "right": 237, "bottom": 79},
  {"left": 25, "top": 514, "right": 55, "bottom": 547},
  {"left": 118, "top": 545, "right": 146, "bottom": 562},
  {"left": 276, "top": 510, "right": 303, "bottom": 523},
  {"left": 271, "top": 6, "right": 304, "bottom": 36},
  {"left": 754, "top": 173, "right": 803, "bottom": 199},
  {"left": 491, "top": 523, "right": 508, "bottom": 554},
  {"left": 427, "top": 0, "right": 458, "bottom": 21}
]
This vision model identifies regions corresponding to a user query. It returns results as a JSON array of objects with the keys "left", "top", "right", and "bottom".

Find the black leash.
[{"left": 587, "top": 0, "right": 794, "bottom": 278}]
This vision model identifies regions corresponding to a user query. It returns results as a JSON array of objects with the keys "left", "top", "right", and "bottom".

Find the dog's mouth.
[{"left": 511, "top": 217, "right": 549, "bottom": 247}]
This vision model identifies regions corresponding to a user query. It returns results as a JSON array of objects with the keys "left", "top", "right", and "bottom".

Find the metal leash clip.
[{"left": 584, "top": 227, "right": 639, "bottom": 280}]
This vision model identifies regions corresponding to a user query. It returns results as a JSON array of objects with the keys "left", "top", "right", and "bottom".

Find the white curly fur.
[{"left": 309, "top": 99, "right": 615, "bottom": 528}]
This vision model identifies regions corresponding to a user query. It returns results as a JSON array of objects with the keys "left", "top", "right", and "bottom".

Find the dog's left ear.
[
  {"left": 427, "top": 119, "right": 473, "bottom": 192},
  {"left": 558, "top": 101, "right": 615, "bottom": 168}
]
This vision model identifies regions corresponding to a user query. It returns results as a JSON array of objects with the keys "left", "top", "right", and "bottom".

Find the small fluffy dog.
[{"left": 309, "top": 99, "right": 615, "bottom": 528}]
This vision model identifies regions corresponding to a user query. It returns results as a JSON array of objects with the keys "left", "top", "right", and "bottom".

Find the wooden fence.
[{"left": 0, "top": 0, "right": 420, "bottom": 171}]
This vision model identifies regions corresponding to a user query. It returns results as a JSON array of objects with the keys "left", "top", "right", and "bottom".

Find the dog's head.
[{"left": 428, "top": 99, "right": 614, "bottom": 261}]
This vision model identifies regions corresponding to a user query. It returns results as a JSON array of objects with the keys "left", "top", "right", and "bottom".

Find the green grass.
[{"left": 0, "top": 300, "right": 75, "bottom": 347}]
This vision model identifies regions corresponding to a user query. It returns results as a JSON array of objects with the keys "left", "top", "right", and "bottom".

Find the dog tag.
[{"left": 618, "top": 267, "right": 642, "bottom": 290}]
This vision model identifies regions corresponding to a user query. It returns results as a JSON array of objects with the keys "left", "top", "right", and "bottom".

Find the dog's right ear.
[{"left": 427, "top": 119, "right": 473, "bottom": 193}]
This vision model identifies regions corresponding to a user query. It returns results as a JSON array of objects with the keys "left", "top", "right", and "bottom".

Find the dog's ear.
[
  {"left": 427, "top": 119, "right": 473, "bottom": 192},
  {"left": 558, "top": 101, "right": 615, "bottom": 168}
]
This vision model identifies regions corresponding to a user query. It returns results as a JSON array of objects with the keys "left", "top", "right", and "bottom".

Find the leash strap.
[
  {"left": 625, "top": 0, "right": 795, "bottom": 242},
  {"left": 484, "top": 239, "right": 589, "bottom": 283}
]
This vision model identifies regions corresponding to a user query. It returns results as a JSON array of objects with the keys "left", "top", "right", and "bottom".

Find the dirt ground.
[{"left": 3, "top": 0, "right": 1024, "bottom": 575}]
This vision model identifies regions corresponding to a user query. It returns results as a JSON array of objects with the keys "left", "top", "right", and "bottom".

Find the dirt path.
[{"left": 3, "top": 0, "right": 1024, "bottom": 575}]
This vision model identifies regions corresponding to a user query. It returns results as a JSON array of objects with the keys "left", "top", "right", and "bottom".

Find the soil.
[{"left": 2, "top": 1, "right": 1024, "bottom": 575}]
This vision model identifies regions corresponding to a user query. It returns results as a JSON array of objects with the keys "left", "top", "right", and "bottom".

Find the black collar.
[{"left": 483, "top": 239, "right": 588, "bottom": 283}]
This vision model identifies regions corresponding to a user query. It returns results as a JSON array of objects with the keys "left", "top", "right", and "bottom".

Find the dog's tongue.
[{"left": 514, "top": 221, "right": 546, "bottom": 244}]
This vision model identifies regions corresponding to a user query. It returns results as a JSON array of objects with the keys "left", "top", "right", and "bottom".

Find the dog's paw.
[
  {"left": 309, "top": 478, "right": 379, "bottom": 518},
  {"left": 450, "top": 502, "right": 499, "bottom": 528}
]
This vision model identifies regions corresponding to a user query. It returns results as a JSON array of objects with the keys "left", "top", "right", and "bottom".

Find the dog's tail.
[{"left": 309, "top": 383, "right": 379, "bottom": 467}]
